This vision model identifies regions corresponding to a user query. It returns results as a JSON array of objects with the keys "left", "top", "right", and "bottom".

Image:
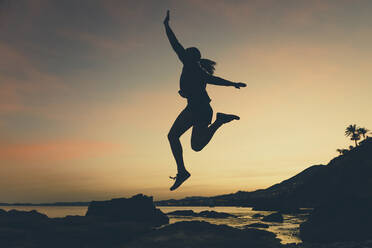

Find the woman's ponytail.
[{"left": 199, "top": 58, "right": 216, "bottom": 75}]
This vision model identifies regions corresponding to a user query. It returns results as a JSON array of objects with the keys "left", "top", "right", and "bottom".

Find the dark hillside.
[{"left": 157, "top": 138, "right": 372, "bottom": 209}]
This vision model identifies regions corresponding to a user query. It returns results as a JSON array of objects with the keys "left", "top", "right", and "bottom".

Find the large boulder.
[
  {"left": 300, "top": 198, "right": 372, "bottom": 243},
  {"left": 0, "top": 209, "right": 49, "bottom": 228},
  {"left": 123, "top": 221, "right": 281, "bottom": 248},
  {"left": 86, "top": 194, "right": 168, "bottom": 226}
]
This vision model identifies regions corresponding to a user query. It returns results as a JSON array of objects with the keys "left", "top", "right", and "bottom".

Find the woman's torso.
[{"left": 179, "top": 62, "right": 211, "bottom": 105}]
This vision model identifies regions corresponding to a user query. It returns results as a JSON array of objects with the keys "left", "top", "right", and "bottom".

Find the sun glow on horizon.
[{"left": 1, "top": 0, "right": 372, "bottom": 203}]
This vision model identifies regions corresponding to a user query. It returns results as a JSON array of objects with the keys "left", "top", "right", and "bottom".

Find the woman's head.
[
  {"left": 185, "top": 47, "right": 216, "bottom": 74},
  {"left": 185, "top": 47, "right": 201, "bottom": 62}
]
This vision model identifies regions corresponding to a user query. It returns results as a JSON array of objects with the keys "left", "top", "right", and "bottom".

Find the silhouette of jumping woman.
[{"left": 164, "top": 11, "right": 246, "bottom": 191}]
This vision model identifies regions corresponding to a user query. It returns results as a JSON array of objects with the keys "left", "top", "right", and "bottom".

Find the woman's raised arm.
[{"left": 164, "top": 10, "right": 186, "bottom": 63}]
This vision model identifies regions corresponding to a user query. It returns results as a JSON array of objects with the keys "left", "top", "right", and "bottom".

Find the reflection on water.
[
  {"left": 160, "top": 206, "right": 307, "bottom": 244},
  {"left": 0, "top": 205, "right": 307, "bottom": 244}
]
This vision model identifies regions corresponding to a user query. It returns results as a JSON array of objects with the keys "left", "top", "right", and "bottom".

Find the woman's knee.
[
  {"left": 191, "top": 140, "right": 203, "bottom": 152},
  {"left": 168, "top": 131, "right": 179, "bottom": 142}
]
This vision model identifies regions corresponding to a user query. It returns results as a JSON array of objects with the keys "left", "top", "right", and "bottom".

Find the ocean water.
[
  {"left": 1, "top": 206, "right": 307, "bottom": 244},
  {"left": 1, "top": 206, "right": 87, "bottom": 218}
]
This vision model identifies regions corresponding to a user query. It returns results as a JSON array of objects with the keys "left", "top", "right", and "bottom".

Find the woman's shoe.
[{"left": 170, "top": 170, "right": 191, "bottom": 191}]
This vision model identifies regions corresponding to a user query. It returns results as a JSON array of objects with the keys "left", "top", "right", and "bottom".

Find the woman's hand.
[
  {"left": 164, "top": 10, "right": 170, "bottom": 25},
  {"left": 234, "top": 82, "right": 247, "bottom": 89}
]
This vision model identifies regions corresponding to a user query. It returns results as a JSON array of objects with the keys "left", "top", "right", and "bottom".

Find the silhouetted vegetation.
[
  {"left": 337, "top": 124, "right": 370, "bottom": 153},
  {"left": 336, "top": 148, "right": 349, "bottom": 155},
  {"left": 158, "top": 135, "right": 372, "bottom": 210},
  {"left": 357, "top": 127, "right": 370, "bottom": 140},
  {"left": 345, "top": 124, "right": 360, "bottom": 147}
]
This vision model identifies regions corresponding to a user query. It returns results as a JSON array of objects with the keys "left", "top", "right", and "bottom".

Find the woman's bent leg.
[
  {"left": 191, "top": 122, "right": 222, "bottom": 152},
  {"left": 191, "top": 112, "right": 240, "bottom": 152}
]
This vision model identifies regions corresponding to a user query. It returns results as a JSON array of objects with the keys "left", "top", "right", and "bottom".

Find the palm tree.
[
  {"left": 357, "top": 127, "right": 369, "bottom": 140},
  {"left": 345, "top": 124, "right": 360, "bottom": 146},
  {"left": 351, "top": 133, "right": 361, "bottom": 147},
  {"left": 345, "top": 124, "right": 356, "bottom": 137}
]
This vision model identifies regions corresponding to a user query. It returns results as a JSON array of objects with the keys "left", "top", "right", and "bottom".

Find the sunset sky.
[{"left": 1, "top": 0, "right": 372, "bottom": 203}]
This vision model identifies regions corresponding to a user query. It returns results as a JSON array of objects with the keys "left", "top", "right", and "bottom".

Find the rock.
[
  {"left": 245, "top": 222, "right": 270, "bottom": 228},
  {"left": 252, "top": 213, "right": 264, "bottom": 218},
  {"left": 123, "top": 221, "right": 281, "bottom": 248},
  {"left": 262, "top": 212, "right": 284, "bottom": 223},
  {"left": 0, "top": 209, "right": 49, "bottom": 228},
  {"left": 198, "top": 210, "right": 236, "bottom": 218},
  {"left": 167, "top": 210, "right": 236, "bottom": 218},
  {"left": 300, "top": 198, "right": 372, "bottom": 243},
  {"left": 6, "top": 209, "right": 48, "bottom": 220},
  {"left": 86, "top": 194, "right": 168, "bottom": 226},
  {"left": 167, "top": 210, "right": 197, "bottom": 216},
  {"left": 0, "top": 209, "right": 6, "bottom": 215}
]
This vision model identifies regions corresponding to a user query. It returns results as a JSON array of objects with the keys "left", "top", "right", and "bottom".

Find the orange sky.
[{"left": 1, "top": 0, "right": 372, "bottom": 203}]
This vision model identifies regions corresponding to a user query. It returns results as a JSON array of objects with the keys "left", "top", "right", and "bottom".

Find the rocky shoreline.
[
  {"left": 0, "top": 194, "right": 282, "bottom": 248},
  {"left": 2, "top": 194, "right": 372, "bottom": 248}
]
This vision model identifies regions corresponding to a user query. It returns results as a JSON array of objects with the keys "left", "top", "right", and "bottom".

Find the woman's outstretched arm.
[
  {"left": 207, "top": 75, "right": 247, "bottom": 89},
  {"left": 164, "top": 10, "right": 186, "bottom": 62}
]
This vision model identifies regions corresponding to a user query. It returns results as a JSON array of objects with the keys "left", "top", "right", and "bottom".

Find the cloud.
[
  {"left": 187, "top": 0, "right": 262, "bottom": 21},
  {"left": 187, "top": 0, "right": 350, "bottom": 27},
  {"left": 101, "top": 0, "right": 148, "bottom": 22},
  {"left": 0, "top": 42, "right": 70, "bottom": 115},
  {"left": 0, "top": 140, "right": 125, "bottom": 162},
  {"left": 58, "top": 29, "right": 142, "bottom": 58}
]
